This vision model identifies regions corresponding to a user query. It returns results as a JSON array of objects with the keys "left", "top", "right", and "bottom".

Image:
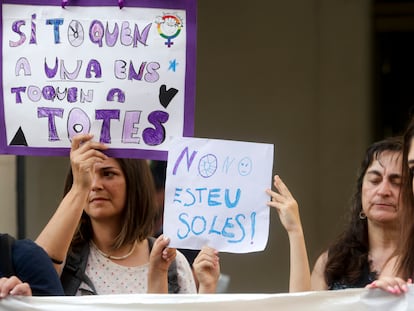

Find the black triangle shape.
[{"left": 10, "top": 127, "right": 28, "bottom": 146}]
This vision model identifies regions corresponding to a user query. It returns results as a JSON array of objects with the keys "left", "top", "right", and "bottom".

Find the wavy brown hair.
[
  {"left": 324, "top": 137, "right": 403, "bottom": 287},
  {"left": 396, "top": 118, "right": 414, "bottom": 279},
  {"left": 63, "top": 158, "right": 157, "bottom": 250}
]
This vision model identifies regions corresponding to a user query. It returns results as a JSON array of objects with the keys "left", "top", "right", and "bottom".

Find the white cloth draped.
[{"left": 1, "top": 287, "right": 413, "bottom": 311}]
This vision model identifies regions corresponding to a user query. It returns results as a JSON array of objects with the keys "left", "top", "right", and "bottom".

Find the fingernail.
[
  {"left": 402, "top": 284, "right": 409, "bottom": 292},
  {"left": 387, "top": 286, "right": 396, "bottom": 293}
]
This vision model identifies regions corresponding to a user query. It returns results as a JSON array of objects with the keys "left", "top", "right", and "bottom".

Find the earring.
[{"left": 359, "top": 211, "right": 367, "bottom": 220}]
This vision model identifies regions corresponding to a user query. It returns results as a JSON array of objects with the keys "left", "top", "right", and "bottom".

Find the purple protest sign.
[{"left": 0, "top": 0, "right": 196, "bottom": 160}]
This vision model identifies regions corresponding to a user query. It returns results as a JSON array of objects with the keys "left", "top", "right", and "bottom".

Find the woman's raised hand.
[
  {"left": 266, "top": 175, "right": 302, "bottom": 233},
  {"left": 69, "top": 134, "right": 108, "bottom": 189},
  {"left": 193, "top": 246, "right": 220, "bottom": 293}
]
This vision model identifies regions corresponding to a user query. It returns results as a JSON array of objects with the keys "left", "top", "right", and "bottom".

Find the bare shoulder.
[
  {"left": 313, "top": 251, "right": 328, "bottom": 271},
  {"left": 311, "top": 251, "right": 328, "bottom": 290}
]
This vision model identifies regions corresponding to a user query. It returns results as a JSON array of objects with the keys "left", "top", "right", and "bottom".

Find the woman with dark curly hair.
[{"left": 311, "top": 137, "right": 403, "bottom": 290}]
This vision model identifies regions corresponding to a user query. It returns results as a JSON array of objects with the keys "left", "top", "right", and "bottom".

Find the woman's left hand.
[
  {"left": 149, "top": 235, "right": 176, "bottom": 272},
  {"left": 266, "top": 175, "right": 302, "bottom": 234},
  {"left": 147, "top": 235, "right": 176, "bottom": 293},
  {"left": 366, "top": 277, "right": 412, "bottom": 295}
]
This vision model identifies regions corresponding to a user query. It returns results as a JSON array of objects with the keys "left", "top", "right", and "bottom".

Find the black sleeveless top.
[{"left": 328, "top": 261, "right": 378, "bottom": 290}]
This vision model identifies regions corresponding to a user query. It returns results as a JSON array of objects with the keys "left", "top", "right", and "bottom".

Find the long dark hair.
[
  {"left": 396, "top": 118, "right": 414, "bottom": 278},
  {"left": 324, "top": 137, "right": 402, "bottom": 286},
  {"left": 63, "top": 158, "right": 157, "bottom": 249}
]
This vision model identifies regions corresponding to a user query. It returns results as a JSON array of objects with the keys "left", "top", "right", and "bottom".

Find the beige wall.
[
  {"left": 0, "top": 156, "right": 16, "bottom": 236},
  {"left": 194, "top": 0, "right": 372, "bottom": 292},
  {"left": 0, "top": 0, "right": 372, "bottom": 293},
  {"left": 24, "top": 156, "right": 69, "bottom": 238}
]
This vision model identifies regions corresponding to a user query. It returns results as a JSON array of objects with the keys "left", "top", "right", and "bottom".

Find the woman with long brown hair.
[{"left": 36, "top": 134, "right": 219, "bottom": 295}]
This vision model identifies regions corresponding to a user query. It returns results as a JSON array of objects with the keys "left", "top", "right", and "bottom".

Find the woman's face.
[
  {"left": 85, "top": 158, "right": 127, "bottom": 221},
  {"left": 361, "top": 151, "right": 402, "bottom": 224}
]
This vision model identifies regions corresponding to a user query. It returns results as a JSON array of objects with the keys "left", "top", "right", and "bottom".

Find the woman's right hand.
[{"left": 69, "top": 134, "right": 108, "bottom": 189}]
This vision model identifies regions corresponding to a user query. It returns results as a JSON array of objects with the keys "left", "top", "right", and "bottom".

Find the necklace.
[{"left": 91, "top": 240, "right": 137, "bottom": 260}]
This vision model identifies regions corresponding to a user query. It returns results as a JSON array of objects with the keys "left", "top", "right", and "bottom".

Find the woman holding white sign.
[
  {"left": 266, "top": 175, "right": 311, "bottom": 292},
  {"left": 36, "top": 134, "right": 219, "bottom": 295}
]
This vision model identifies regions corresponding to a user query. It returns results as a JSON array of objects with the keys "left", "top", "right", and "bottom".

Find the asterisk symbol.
[{"left": 168, "top": 59, "right": 178, "bottom": 72}]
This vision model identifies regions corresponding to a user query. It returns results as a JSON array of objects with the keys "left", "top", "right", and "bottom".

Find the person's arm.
[
  {"left": 310, "top": 252, "right": 329, "bottom": 290},
  {"left": 36, "top": 185, "right": 89, "bottom": 274},
  {"left": 13, "top": 239, "right": 64, "bottom": 296},
  {"left": 266, "top": 175, "right": 311, "bottom": 292},
  {"left": 147, "top": 235, "right": 176, "bottom": 293},
  {"left": 193, "top": 246, "right": 220, "bottom": 293},
  {"left": 0, "top": 276, "right": 31, "bottom": 298},
  {"left": 35, "top": 134, "right": 108, "bottom": 274}
]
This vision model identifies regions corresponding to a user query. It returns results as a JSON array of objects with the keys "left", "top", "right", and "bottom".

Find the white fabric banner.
[{"left": 0, "top": 288, "right": 413, "bottom": 311}]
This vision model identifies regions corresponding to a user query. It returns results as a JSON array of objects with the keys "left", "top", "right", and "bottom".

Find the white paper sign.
[{"left": 163, "top": 137, "right": 274, "bottom": 253}]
